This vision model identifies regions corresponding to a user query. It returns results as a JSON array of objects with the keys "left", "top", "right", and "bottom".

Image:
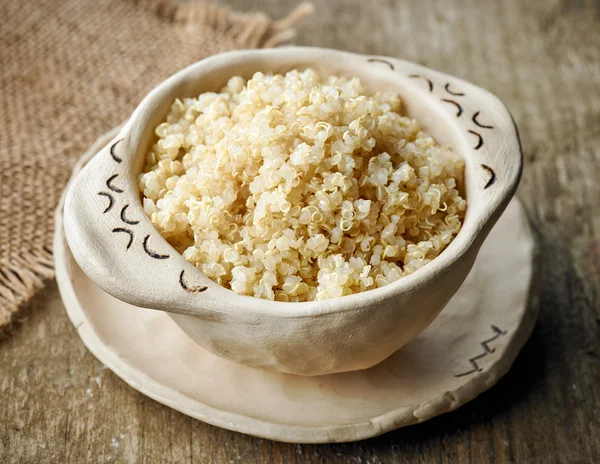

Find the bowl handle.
[
  {"left": 63, "top": 135, "right": 229, "bottom": 316},
  {"left": 368, "top": 56, "right": 523, "bottom": 237}
]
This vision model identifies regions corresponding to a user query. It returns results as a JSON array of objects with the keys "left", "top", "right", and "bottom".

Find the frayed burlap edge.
[
  {"left": 0, "top": 248, "right": 56, "bottom": 330},
  {"left": 150, "top": 0, "right": 314, "bottom": 48},
  {"left": 0, "top": 0, "right": 313, "bottom": 333}
]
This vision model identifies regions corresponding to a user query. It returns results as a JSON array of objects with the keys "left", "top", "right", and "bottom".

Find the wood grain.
[{"left": 1, "top": 0, "right": 600, "bottom": 462}]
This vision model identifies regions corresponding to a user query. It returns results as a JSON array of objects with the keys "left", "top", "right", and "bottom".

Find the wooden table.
[{"left": 2, "top": 0, "right": 599, "bottom": 462}]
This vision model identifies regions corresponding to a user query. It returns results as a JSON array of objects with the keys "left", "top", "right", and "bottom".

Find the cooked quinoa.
[{"left": 139, "top": 69, "right": 466, "bottom": 301}]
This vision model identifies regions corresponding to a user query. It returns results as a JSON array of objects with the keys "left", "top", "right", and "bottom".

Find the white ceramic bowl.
[{"left": 64, "top": 47, "right": 522, "bottom": 376}]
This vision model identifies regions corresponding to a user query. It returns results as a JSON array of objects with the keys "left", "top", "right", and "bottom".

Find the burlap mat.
[{"left": 0, "top": 0, "right": 313, "bottom": 332}]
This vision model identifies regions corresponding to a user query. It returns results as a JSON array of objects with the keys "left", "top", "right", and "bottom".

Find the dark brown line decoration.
[
  {"left": 179, "top": 270, "right": 208, "bottom": 294},
  {"left": 367, "top": 58, "right": 395, "bottom": 70},
  {"left": 143, "top": 234, "right": 170, "bottom": 259},
  {"left": 120, "top": 205, "right": 140, "bottom": 225},
  {"left": 106, "top": 174, "right": 124, "bottom": 193},
  {"left": 455, "top": 325, "right": 507, "bottom": 377},
  {"left": 481, "top": 164, "right": 497, "bottom": 189},
  {"left": 408, "top": 74, "right": 434, "bottom": 92},
  {"left": 468, "top": 130, "right": 484, "bottom": 150},
  {"left": 482, "top": 325, "right": 506, "bottom": 350},
  {"left": 97, "top": 192, "right": 115, "bottom": 213},
  {"left": 444, "top": 83, "right": 465, "bottom": 96},
  {"left": 441, "top": 98, "right": 463, "bottom": 117},
  {"left": 472, "top": 111, "right": 494, "bottom": 129},
  {"left": 110, "top": 139, "right": 124, "bottom": 163},
  {"left": 112, "top": 228, "right": 134, "bottom": 250}
]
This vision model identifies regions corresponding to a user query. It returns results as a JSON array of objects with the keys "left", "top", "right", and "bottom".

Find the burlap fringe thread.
[
  {"left": 0, "top": 247, "right": 55, "bottom": 332},
  {"left": 0, "top": 0, "right": 314, "bottom": 333},
  {"left": 152, "top": 0, "right": 314, "bottom": 48}
]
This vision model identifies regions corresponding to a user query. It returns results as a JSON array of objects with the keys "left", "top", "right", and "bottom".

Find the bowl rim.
[{"left": 65, "top": 46, "right": 523, "bottom": 318}]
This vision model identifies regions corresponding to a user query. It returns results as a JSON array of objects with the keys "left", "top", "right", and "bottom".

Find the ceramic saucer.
[{"left": 55, "top": 130, "right": 538, "bottom": 443}]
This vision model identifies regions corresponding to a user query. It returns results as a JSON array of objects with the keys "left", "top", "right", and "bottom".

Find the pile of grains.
[{"left": 139, "top": 69, "right": 466, "bottom": 301}]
